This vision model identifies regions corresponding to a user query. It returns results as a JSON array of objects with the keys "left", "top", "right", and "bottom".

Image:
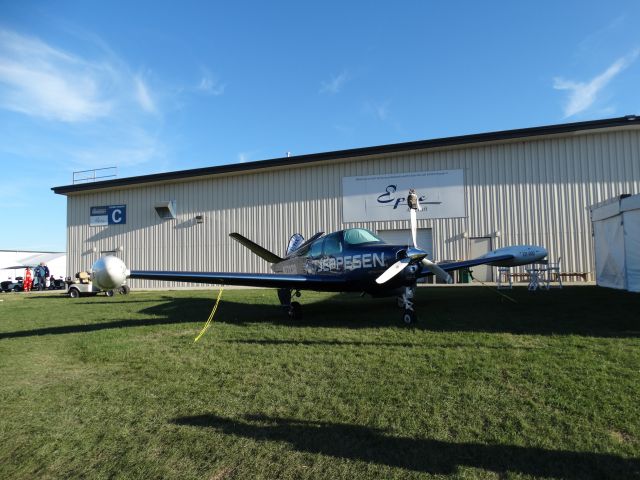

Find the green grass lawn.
[{"left": 0, "top": 286, "right": 639, "bottom": 479}]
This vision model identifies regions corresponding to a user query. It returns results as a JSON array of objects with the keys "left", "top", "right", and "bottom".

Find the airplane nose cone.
[{"left": 92, "top": 256, "right": 129, "bottom": 290}]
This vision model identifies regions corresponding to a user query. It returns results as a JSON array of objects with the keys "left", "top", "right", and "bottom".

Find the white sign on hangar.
[{"left": 342, "top": 169, "right": 466, "bottom": 223}]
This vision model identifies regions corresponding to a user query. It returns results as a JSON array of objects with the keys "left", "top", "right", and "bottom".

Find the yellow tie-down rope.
[{"left": 194, "top": 287, "right": 224, "bottom": 343}]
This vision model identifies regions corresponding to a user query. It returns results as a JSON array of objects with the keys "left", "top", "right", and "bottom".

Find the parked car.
[
  {"left": 48, "top": 276, "right": 66, "bottom": 290},
  {"left": 65, "top": 271, "right": 130, "bottom": 298},
  {"left": 1, "top": 277, "right": 24, "bottom": 292}
]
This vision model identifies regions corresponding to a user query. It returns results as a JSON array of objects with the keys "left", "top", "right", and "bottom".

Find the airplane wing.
[
  {"left": 416, "top": 254, "right": 515, "bottom": 277},
  {"left": 129, "top": 270, "right": 347, "bottom": 291},
  {"left": 229, "top": 233, "right": 283, "bottom": 264}
]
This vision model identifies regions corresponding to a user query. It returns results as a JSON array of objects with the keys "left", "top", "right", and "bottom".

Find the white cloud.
[
  {"left": 236, "top": 149, "right": 265, "bottom": 163},
  {"left": 320, "top": 70, "right": 349, "bottom": 94},
  {"left": 0, "top": 28, "right": 161, "bottom": 122},
  {"left": 554, "top": 50, "right": 639, "bottom": 117},
  {"left": 67, "top": 127, "right": 164, "bottom": 169},
  {"left": 71, "top": 144, "right": 158, "bottom": 169},
  {"left": 577, "top": 16, "right": 627, "bottom": 56},
  {"left": 364, "top": 100, "right": 390, "bottom": 120},
  {"left": 197, "top": 71, "right": 225, "bottom": 96},
  {"left": 0, "top": 28, "right": 167, "bottom": 173},
  {"left": 0, "top": 29, "right": 114, "bottom": 122},
  {"left": 134, "top": 74, "right": 156, "bottom": 113}
]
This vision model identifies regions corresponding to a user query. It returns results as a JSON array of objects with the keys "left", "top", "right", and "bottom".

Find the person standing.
[
  {"left": 44, "top": 263, "right": 50, "bottom": 288},
  {"left": 23, "top": 267, "right": 33, "bottom": 292},
  {"left": 35, "top": 263, "right": 46, "bottom": 291}
]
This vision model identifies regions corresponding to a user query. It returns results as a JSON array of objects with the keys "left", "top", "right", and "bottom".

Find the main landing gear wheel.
[
  {"left": 106, "top": 290, "right": 115, "bottom": 297},
  {"left": 279, "top": 288, "right": 303, "bottom": 320},
  {"left": 288, "top": 301, "right": 302, "bottom": 320},
  {"left": 402, "top": 309, "right": 417, "bottom": 325}
]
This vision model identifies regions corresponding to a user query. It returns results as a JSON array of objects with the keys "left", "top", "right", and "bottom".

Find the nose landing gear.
[
  {"left": 397, "top": 286, "right": 417, "bottom": 325},
  {"left": 402, "top": 309, "right": 417, "bottom": 325}
]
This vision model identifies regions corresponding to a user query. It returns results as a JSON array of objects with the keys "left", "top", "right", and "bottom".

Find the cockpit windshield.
[{"left": 343, "top": 228, "right": 385, "bottom": 245}]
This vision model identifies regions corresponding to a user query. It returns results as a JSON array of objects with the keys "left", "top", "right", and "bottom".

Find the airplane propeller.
[{"left": 375, "top": 207, "right": 453, "bottom": 285}]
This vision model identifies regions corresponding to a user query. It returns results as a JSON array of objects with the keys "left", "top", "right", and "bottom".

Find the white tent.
[
  {"left": 590, "top": 194, "right": 640, "bottom": 292},
  {"left": 0, "top": 251, "right": 66, "bottom": 282}
]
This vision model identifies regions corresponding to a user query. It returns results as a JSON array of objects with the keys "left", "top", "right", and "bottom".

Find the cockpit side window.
[
  {"left": 322, "top": 232, "right": 343, "bottom": 256},
  {"left": 308, "top": 238, "right": 324, "bottom": 258}
]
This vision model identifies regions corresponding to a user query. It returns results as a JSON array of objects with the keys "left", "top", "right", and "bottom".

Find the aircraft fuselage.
[
  {"left": 270, "top": 228, "right": 547, "bottom": 295},
  {"left": 272, "top": 229, "right": 421, "bottom": 294}
]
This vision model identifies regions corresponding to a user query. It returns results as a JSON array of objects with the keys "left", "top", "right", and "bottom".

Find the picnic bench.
[
  {"left": 551, "top": 272, "right": 589, "bottom": 281},
  {"left": 506, "top": 271, "right": 589, "bottom": 282},
  {"left": 497, "top": 257, "right": 589, "bottom": 290}
]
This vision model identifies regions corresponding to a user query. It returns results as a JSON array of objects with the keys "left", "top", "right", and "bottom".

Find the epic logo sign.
[
  {"left": 342, "top": 169, "right": 465, "bottom": 222},
  {"left": 377, "top": 184, "right": 437, "bottom": 210}
]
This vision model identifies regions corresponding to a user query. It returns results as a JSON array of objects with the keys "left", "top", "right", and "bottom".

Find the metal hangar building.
[{"left": 53, "top": 115, "right": 640, "bottom": 288}]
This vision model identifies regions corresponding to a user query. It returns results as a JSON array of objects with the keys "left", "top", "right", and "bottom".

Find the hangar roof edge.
[{"left": 52, "top": 115, "right": 640, "bottom": 195}]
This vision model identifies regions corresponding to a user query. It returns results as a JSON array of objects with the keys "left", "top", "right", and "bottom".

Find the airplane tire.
[
  {"left": 289, "top": 301, "right": 302, "bottom": 320},
  {"left": 106, "top": 290, "right": 115, "bottom": 297},
  {"left": 401, "top": 309, "right": 417, "bottom": 325}
]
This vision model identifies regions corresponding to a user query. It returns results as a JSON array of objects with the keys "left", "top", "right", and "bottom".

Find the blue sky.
[{"left": 1, "top": 1, "right": 639, "bottom": 251}]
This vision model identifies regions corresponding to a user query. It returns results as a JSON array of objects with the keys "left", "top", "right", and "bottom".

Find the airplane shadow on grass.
[
  {"left": 171, "top": 413, "right": 640, "bottom": 479},
  {"left": 152, "top": 286, "right": 639, "bottom": 338},
  {"left": 0, "top": 295, "right": 384, "bottom": 340},
  {"left": 2, "top": 287, "right": 639, "bottom": 339}
]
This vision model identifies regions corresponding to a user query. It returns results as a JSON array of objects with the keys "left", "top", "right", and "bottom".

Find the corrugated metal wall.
[{"left": 65, "top": 127, "right": 640, "bottom": 288}]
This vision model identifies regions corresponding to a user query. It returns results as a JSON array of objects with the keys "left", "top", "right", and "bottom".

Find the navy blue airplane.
[{"left": 92, "top": 213, "right": 547, "bottom": 324}]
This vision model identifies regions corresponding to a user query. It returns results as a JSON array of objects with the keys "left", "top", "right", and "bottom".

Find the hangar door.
[
  {"left": 378, "top": 228, "right": 433, "bottom": 283},
  {"left": 377, "top": 229, "right": 433, "bottom": 283},
  {"left": 469, "top": 237, "right": 493, "bottom": 281},
  {"left": 377, "top": 229, "right": 433, "bottom": 257}
]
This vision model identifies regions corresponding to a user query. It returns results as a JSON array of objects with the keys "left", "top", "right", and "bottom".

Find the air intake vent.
[{"left": 154, "top": 200, "right": 176, "bottom": 219}]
